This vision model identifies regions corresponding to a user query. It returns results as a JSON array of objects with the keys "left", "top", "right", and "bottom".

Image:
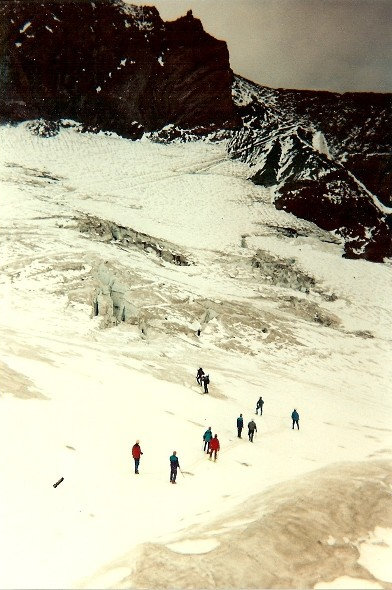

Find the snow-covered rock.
[{"left": 229, "top": 76, "right": 392, "bottom": 262}]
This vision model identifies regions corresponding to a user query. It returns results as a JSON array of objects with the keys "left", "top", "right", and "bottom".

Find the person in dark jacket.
[
  {"left": 248, "top": 420, "right": 257, "bottom": 442},
  {"left": 196, "top": 367, "right": 205, "bottom": 385},
  {"left": 256, "top": 397, "right": 264, "bottom": 415},
  {"left": 170, "top": 451, "right": 180, "bottom": 483},
  {"left": 237, "top": 414, "right": 244, "bottom": 438},
  {"left": 292, "top": 409, "right": 299, "bottom": 430},
  {"left": 203, "top": 374, "right": 210, "bottom": 393},
  {"left": 203, "top": 426, "right": 212, "bottom": 452},
  {"left": 131, "top": 440, "right": 143, "bottom": 474},
  {"left": 208, "top": 434, "right": 220, "bottom": 461}
]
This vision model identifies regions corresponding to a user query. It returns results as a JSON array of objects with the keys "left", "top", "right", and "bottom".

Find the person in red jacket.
[
  {"left": 131, "top": 440, "right": 143, "bottom": 474},
  {"left": 208, "top": 434, "right": 220, "bottom": 462}
]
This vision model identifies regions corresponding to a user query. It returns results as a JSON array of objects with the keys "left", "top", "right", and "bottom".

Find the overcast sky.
[{"left": 132, "top": 0, "right": 392, "bottom": 93}]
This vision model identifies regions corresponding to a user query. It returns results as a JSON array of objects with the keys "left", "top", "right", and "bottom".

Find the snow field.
[{"left": 0, "top": 122, "right": 391, "bottom": 588}]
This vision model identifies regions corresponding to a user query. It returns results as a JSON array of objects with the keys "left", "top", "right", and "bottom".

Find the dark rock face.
[
  {"left": 230, "top": 76, "right": 392, "bottom": 262},
  {"left": 344, "top": 153, "right": 392, "bottom": 208},
  {"left": 272, "top": 87, "right": 392, "bottom": 208},
  {"left": 275, "top": 172, "right": 392, "bottom": 262},
  {"left": 0, "top": 0, "right": 239, "bottom": 136}
]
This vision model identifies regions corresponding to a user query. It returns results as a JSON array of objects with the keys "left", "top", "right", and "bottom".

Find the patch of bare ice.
[
  {"left": 357, "top": 527, "right": 392, "bottom": 582},
  {"left": 166, "top": 539, "right": 220, "bottom": 554}
]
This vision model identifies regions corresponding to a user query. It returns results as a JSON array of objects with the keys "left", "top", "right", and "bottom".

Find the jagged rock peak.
[{"left": 0, "top": 0, "right": 240, "bottom": 135}]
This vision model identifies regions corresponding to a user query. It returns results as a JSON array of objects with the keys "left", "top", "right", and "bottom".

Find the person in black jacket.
[
  {"left": 248, "top": 419, "right": 257, "bottom": 442},
  {"left": 196, "top": 367, "right": 205, "bottom": 385},
  {"left": 256, "top": 397, "right": 264, "bottom": 415},
  {"left": 203, "top": 374, "right": 210, "bottom": 393},
  {"left": 237, "top": 414, "right": 244, "bottom": 438}
]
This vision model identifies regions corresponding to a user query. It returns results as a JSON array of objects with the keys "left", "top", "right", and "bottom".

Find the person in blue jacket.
[
  {"left": 292, "top": 409, "right": 299, "bottom": 430},
  {"left": 170, "top": 451, "right": 180, "bottom": 484},
  {"left": 237, "top": 414, "right": 244, "bottom": 438},
  {"left": 203, "top": 426, "right": 212, "bottom": 452}
]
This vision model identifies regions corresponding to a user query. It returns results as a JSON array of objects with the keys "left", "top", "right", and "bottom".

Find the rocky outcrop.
[
  {"left": 271, "top": 87, "right": 392, "bottom": 209},
  {"left": 230, "top": 76, "right": 392, "bottom": 262},
  {"left": 344, "top": 153, "right": 392, "bottom": 208},
  {"left": 0, "top": 0, "right": 239, "bottom": 136},
  {"left": 78, "top": 215, "right": 191, "bottom": 266},
  {"left": 275, "top": 171, "right": 392, "bottom": 262}
]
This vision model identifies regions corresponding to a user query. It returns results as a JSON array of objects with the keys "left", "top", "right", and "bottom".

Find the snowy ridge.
[
  {"left": 228, "top": 123, "right": 335, "bottom": 182},
  {"left": 1, "top": 122, "right": 392, "bottom": 589},
  {"left": 114, "top": 0, "right": 157, "bottom": 31}
]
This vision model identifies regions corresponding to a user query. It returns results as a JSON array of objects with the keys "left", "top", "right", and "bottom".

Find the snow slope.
[{"left": 0, "top": 123, "right": 391, "bottom": 589}]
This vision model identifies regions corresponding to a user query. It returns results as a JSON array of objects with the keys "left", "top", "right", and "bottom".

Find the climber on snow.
[
  {"left": 203, "top": 374, "right": 210, "bottom": 393},
  {"left": 196, "top": 367, "right": 205, "bottom": 386},
  {"left": 208, "top": 434, "right": 220, "bottom": 461},
  {"left": 170, "top": 451, "right": 181, "bottom": 483},
  {"left": 237, "top": 414, "right": 244, "bottom": 438},
  {"left": 203, "top": 426, "right": 213, "bottom": 452},
  {"left": 256, "top": 396, "right": 264, "bottom": 415},
  {"left": 292, "top": 409, "right": 299, "bottom": 430},
  {"left": 131, "top": 440, "right": 143, "bottom": 474},
  {"left": 248, "top": 419, "right": 257, "bottom": 442}
]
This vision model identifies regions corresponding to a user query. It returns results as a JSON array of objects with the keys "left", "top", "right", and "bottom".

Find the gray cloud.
[{"left": 135, "top": 0, "right": 392, "bottom": 92}]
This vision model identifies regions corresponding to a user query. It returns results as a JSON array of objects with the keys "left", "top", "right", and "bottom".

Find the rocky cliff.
[
  {"left": 0, "top": 0, "right": 239, "bottom": 136},
  {"left": 230, "top": 76, "right": 392, "bottom": 262}
]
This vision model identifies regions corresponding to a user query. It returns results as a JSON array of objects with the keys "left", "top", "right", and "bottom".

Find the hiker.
[
  {"left": 170, "top": 451, "right": 180, "bottom": 484},
  {"left": 256, "top": 396, "right": 264, "bottom": 415},
  {"left": 203, "top": 374, "right": 210, "bottom": 393},
  {"left": 196, "top": 367, "right": 205, "bottom": 386},
  {"left": 292, "top": 409, "right": 299, "bottom": 430},
  {"left": 203, "top": 426, "right": 213, "bottom": 452},
  {"left": 248, "top": 419, "right": 257, "bottom": 442},
  {"left": 131, "top": 440, "right": 143, "bottom": 474},
  {"left": 237, "top": 414, "right": 244, "bottom": 438},
  {"left": 208, "top": 434, "right": 220, "bottom": 461}
]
